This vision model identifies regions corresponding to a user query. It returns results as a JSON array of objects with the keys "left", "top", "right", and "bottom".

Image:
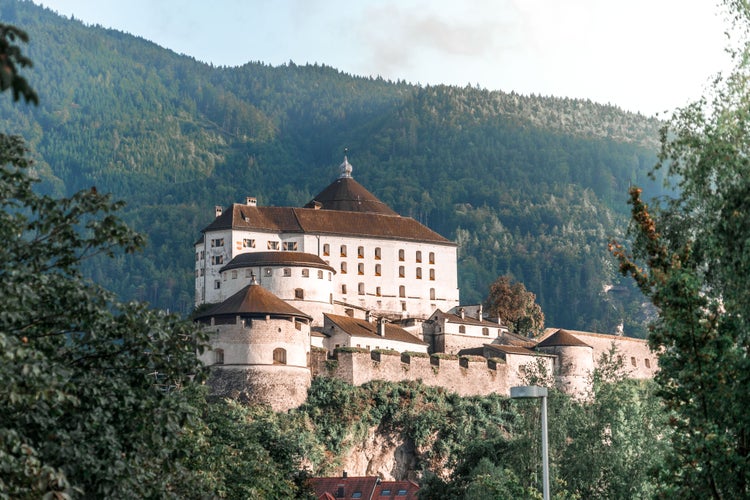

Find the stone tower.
[
  {"left": 535, "top": 329, "right": 594, "bottom": 397},
  {"left": 194, "top": 277, "right": 313, "bottom": 411}
]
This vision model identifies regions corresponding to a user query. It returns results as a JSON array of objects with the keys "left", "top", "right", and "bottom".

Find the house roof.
[
  {"left": 304, "top": 175, "right": 399, "bottom": 215},
  {"left": 193, "top": 282, "right": 311, "bottom": 321},
  {"left": 536, "top": 329, "right": 592, "bottom": 348},
  {"left": 430, "top": 309, "right": 500, "bottom": 328},
  {"left": 202, "top": 204, "right": 452, "bottom": 245},
  {"left": 219, "top": 251, "right": 335, "bottom": 273},
  {"left": 485, "top": 344, "right": 539, "bottom": 356},
  {"left": 308, "top": 476, "right": 420, "bottom": 500},
  {"left": 324, "top": 313, "right": 428, "bottom": 346}
]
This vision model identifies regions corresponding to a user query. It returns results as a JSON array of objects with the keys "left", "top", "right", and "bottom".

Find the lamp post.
[{"left": 510, "top": 385, "right": 549, "bottom": 500}]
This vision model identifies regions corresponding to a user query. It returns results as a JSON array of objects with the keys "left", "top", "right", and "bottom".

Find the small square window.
[
  {"left": 267, "top": 241, "right": 279, "bottom": 250},
  {"left": 243, "top": 238, "right": 255, "bottom": 248}
]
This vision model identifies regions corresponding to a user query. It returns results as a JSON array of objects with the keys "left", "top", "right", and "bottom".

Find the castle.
[{"left": 194, "top": 156, "right": 657, "bottom": 411}]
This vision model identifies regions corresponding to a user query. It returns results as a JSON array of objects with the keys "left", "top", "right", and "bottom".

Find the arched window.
[
  {"left": 295, "top": 288, "right": 304, "bottom": 299},
  {"left": 340, "top": 245, "right": 347, "bottom": 257},
  {"left": 357, "top": 246, "right": 364, "bottom": 258},
  {"left": 273, "top": 348, "right": 287, "bottom": 365},
  {"left": 429, "top": 252, "right": 435, "bottom": 264},
  {"left": 323, "top": 243, "right": 330, "bottom": 256},
  {"left": 214, "top": 349, "right": 224, "bottom": 365},
  {"left": 430, "top": 288, "right": 436, "bottom": 300},
  {"left": 317, "top": 269, "right": 324, "bottom": 279},
  {"left": 358, "top": 263, "right": 364, "bottom": 275},
  {"left": 301, "top": 268, "right": 309, "bottom": 278},
  {"left": 340, "top": 262, "right": 347, "bottom": 274},
  {"left": 358, "top": 282, "right": 365, "bottom": 295},
  {"left": 398, "top": 249, "right": 405, "bottom": 261},
  {"left": 416, "top": 267, "right": 422, "bottom": 279},
  {"left": 482, "top": 327, "right": 489, "bottom": 336},
  {"left": 399, "top": 266, "right": 405, "bottom": 278},
  {"left": 429, "top": 269, "right": 435, "bottom": 281},
  {"left": 399, "top": 285, "right": 406, "bottom": 298},
  {"left": 374, "top": 247, "right": 381, "bottom": 260},
  {"left": 375, "top": 264, "right": 381, "bottom": 276},
  {"left": 416, "top": 251, "right": 422, "bottom": 263}
]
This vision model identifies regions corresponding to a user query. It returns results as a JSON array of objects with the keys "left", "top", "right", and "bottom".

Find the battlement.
[{"left": 311, "top": 348, "right": 546, "bottom": 397}]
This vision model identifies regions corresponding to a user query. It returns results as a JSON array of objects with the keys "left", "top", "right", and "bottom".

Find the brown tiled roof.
[
  {"left": 201, "top": 205, "right": 453, "bottom": 245},
  {"left": 219, "top": 251, "right": 335, "bottom": 273},
  {"left": 325, "top": 313, "right": 428, "bottom": 345},
  {"left": 434, "top": 309, "right": 498, "bottom": 327},
  {"left": 485, "top": 344, "right": 539, "bottom": 356},
  {"left": 308, "top": 477, "right": 420, "bottom": 500},
  {"left": 304, "top": 176, "right": 399, "bottom": 215},
  {"left": 536, "top": 329, "right": 592, "bottom": 348},
  {"left": 193, "top": 283, "right": 311, "bottom": 321}
]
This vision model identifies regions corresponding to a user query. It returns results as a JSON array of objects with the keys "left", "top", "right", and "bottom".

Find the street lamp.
[{"left": 510, "top": 385, "right": 550, "bottom": 500}]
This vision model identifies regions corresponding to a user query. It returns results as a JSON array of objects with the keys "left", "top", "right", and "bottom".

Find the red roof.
[
  {"left": 308, "top": 476, "right": 419, "bottom": 500},
  {"left": 193, "top": 282, "right": 311, "bottom": 321},
  {"left": 219, "top": 251, "right": 335, "bottom": 273},
  {"left": 536, "top": 329, "right": 592, "bottom": 348},
  {"left": 325, "top": 313, "right": 428, "bottom": 346}
]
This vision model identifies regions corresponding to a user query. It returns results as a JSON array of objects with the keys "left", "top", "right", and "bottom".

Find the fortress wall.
[
  {"left": 208, "top": 365, "right": 311, "bottom": 412},
  {"left": 312, "top": 351, "right": 513, "bottom": 397},
  {"left": 571, "top": 333, "right": 658, "bottom": 379},
  {"left": 440, "top": 333, "right": 496, "bottom": 355}
]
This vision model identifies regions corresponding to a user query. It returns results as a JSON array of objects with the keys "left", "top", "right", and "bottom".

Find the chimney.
[
  {"left": 377, "top": 317, "right": 386, "bottom": 337},
  {"left": 477, "top": 304, "right": 483, "bottom": 321},
  {"left": 366, "top": 310, "right": 373, "bottom": 323},
  {"left": 246, "top": 196, "right": 257, "bottom": 207},
  {"left": 459, "top": 307, "right": 465, "bottom": 320},
  {"left": 342, "top": 471, "right": 348, "bottom": 478},
  {"left": 313, "top": 200, "right": 322, "bottom": 210},
  {"left": 214, "top": 205, "right": 223, "bottom": 218}
]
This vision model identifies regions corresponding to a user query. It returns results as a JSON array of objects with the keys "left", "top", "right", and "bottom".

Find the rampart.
[{"left": 311, "top": 348, "right": 517, "bottom": 397}]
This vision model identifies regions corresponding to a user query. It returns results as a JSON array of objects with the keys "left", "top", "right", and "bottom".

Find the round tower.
[
  {"left": 535, "top": 329, "right": 594, "bottom": 397},
  {"left": 194, "top": 276, "right": 313, "bottom": 411}
]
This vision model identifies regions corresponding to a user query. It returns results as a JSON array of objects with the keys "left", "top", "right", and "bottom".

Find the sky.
[{"left": 35, "top": 0, "right": 732, "bottom": 117}]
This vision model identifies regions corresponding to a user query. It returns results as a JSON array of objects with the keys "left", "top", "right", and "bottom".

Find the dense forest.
[{"left": 0, "top": 0, "right": 667, "bottom": 335}]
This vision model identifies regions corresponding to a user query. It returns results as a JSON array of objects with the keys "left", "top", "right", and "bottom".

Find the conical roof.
[
  {"left": 194, "top": 281, "right": 311, "bottom": 321},
  {"left": 536, "top": 329, "right": 592, "bottom": 348},
  {"left": 303, "top": 156, "right": 398, "bottom": 215}
]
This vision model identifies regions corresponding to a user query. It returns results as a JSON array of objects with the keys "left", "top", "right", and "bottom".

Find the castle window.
[
  {"left": 340, "top": 245, "right": 347, "bottom": 257},
  {"left": 195, "top": 252, "right": 199, "bottom": 261},
  {"left": 459, "top": 325, "right": 466, "bottom": 334},
  {"left": 302, "top": 269, "right": 310, "bottom": 278},
  {"left": 429, "top": 252, "right": 435, "bottom": 264},
  {"left": 358, "top": 263, "right": 364, "bottom": 275},
  {"left": 482, "top": 327, "right": 489, "bottom": 336},
  {"left": 429, "top": 269, "right": 435, "bottom": 281},
  {"left": 214, "top": 280, "right": 221, "bottom": 290},
  {"left": 342, "top": 284, "right": 347, "bottom": 294},
  {"left": 358, "top": 283, "right": 365, "bottom": 295},
  {"left": 283, "top": 268, "right": 291, "bottom": 277},
  {"left": 416, "top": 251, "right": 422, "bottom": 263},
  {"left": 416, "top": 267, "right": 422, "bottom": 279},
  {"left": 399, "top": 285, "right": 405, "bottom": 298},
  {"left": 267, "top": 241, "right": 279, "bottom": 250},
  {"left": 273, "top": 348, "right": 287, "bottom": 365},
  {"left": 401, "top": 302, "right": 407, "bottom": 311},
  {"left": 199, "top": 269, "right": 204, "bottom": 276},
  {"left": 631, "top": 356, "right": 637, "bottom": 367},
  {"left": 399, "top": 266, "right": 405, "bottom": 278},
  {"left": 430, "top": 288, "right": 435, "bottom": 300},
  {"left": 214, "top": 349, "right": 224, "bottom": 365},
  {"left": 295, "top": 320, "right": 302, "bottom": 330},
  {"left": 398, "top": 249, "right": 405, "bottom": 261},
  {"left": 231, "top": 270, "right": 238, "bottom": 279},
  {"left": 211, "top": 238, "right": 224, "bottom": 247},
  {"left": 645, "top": 358, "right": 651, "bottom": 368},
  {"left": 243, "top": 238, "right": 255, "bottom": 248},
  {"left": 295, "top": 288, "right": 304, "bottom": 299},
  {"left": 200, "top": 251, "right": 205, "bottom": 260},
  {"left": 317, "top": 270, "right": 324, "bottom": 279},
  {"left": 283, "top": 241, "right": 298, "bottom": 251},
  {"left": 341, "top": 262, "right": 347, "bottom": 274},
  {"left": 323, "top": 243, "right": 330, "bottom": 256},
  {"left": 211, "top": 255, "right": 224, "bottom": 265},
  {"left": 245, "top": 269, "right": 252, "bottom": 278},
  {"left": 264, "top": 268, "right": 272, "bottom": 276},
  {"left": 357, "top": 246, "right": 364, "bottom": 258},
  {"left": 374, "top": 247, "right": 381, "bottom": 260},
  {"left": 375, "top": 264, "right": 381, "bottom": 276},
  {"left": 376, "top": 286, "right": 381, "bottom": 296},
  {"left": 328, "top": 272, "right": 332, "bottom": 281}
]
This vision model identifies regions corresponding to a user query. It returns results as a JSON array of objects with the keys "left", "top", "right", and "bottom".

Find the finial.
[
  {"left": 339, "top": 148, "right": 353, "bottom": 179},
  {"left": 250, "top": 271, "right": 258, "bottom": 285}
]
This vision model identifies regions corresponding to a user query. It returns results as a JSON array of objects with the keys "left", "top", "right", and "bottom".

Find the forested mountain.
[{"left": 0, "top": 0, "right": 666, "bottom": 335}]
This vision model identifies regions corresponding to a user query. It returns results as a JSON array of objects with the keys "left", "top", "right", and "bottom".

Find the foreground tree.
[
  {"left": 0, "top": 24, "right": 208, "bottom": 498},
  {"left": 485, "top": 275, "right": 544, "bottom": 335},
  {"left": 611, "top": 2, "right": 750, "bottom": 496}
]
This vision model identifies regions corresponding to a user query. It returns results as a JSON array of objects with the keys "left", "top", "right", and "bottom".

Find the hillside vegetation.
[{"left": 0, "top": 0, "right": 666, "bottom": 334}]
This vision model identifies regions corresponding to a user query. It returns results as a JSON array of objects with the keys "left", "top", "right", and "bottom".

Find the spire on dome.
[{"left": 339, "top": 148, "right": 353, "bottom": 178}]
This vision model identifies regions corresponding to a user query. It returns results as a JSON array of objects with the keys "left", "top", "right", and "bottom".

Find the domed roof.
[
  {"left": 194, "top": 280, "right": 311, "bottom": 321},
  {"left": 536, "top": 329, "right": 592, "bottom": 348},
  {"left": 303, "top": 155, "right": 398, "bottom": 216},
  {"left": 219, "top": 251, "right": 335, "bottom": 273}
]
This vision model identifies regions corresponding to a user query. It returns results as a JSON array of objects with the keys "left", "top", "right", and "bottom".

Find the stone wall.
[
  {"left": 207, "top": 364, "right": 311, "bottom": 412},
  {"left": 312, "top": 350, "right": 514, "bottom": 397}
]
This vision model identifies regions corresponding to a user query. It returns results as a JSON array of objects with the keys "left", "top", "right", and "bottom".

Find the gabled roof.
[
  {"left": 536, "top": 329, "right": 592, "bottom": 348},
  {"left": 201, "top": 205, "right": 452, "bottom": 245},
  {"left": 430, "top": 309, "right": 500, "bottom": 327},
  {"left": 485, "top": 344, "right": 539, "bottom": 356},
  {"left": 219, "top": 251, "right": 335, "bottom": 273},
  {"left": 194, "top": 282, "right": 311, "bottom": 321},
  {"left": 324, "top": 313, "right": 428, "bottom": 346},
  {"left": 308, "top": 476, "right": 420, "bottom": 500}
]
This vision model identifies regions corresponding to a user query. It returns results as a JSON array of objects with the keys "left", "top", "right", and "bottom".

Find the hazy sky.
[{"left": 35, "top": 0, "right": 731, "bottom": 116}]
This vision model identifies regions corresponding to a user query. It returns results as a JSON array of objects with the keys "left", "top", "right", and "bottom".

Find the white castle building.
[
  {"left": 193, "top": 156, "right": 658, "bottom": 411},
  {"left": 195, "top": 155, "right": 460, "bottom": 324}
]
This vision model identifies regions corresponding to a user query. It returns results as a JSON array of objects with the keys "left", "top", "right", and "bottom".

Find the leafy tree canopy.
[{"left": 485, "top": 274, "right": 545, "bottom": 335}]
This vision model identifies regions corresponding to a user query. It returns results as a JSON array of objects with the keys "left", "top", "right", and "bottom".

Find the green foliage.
[
  {"left": 0, "top": 0, "right": 662, "bottom": 334},
  {"left": 486, "top": 274, "right": 545, "bottom": 335}
]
